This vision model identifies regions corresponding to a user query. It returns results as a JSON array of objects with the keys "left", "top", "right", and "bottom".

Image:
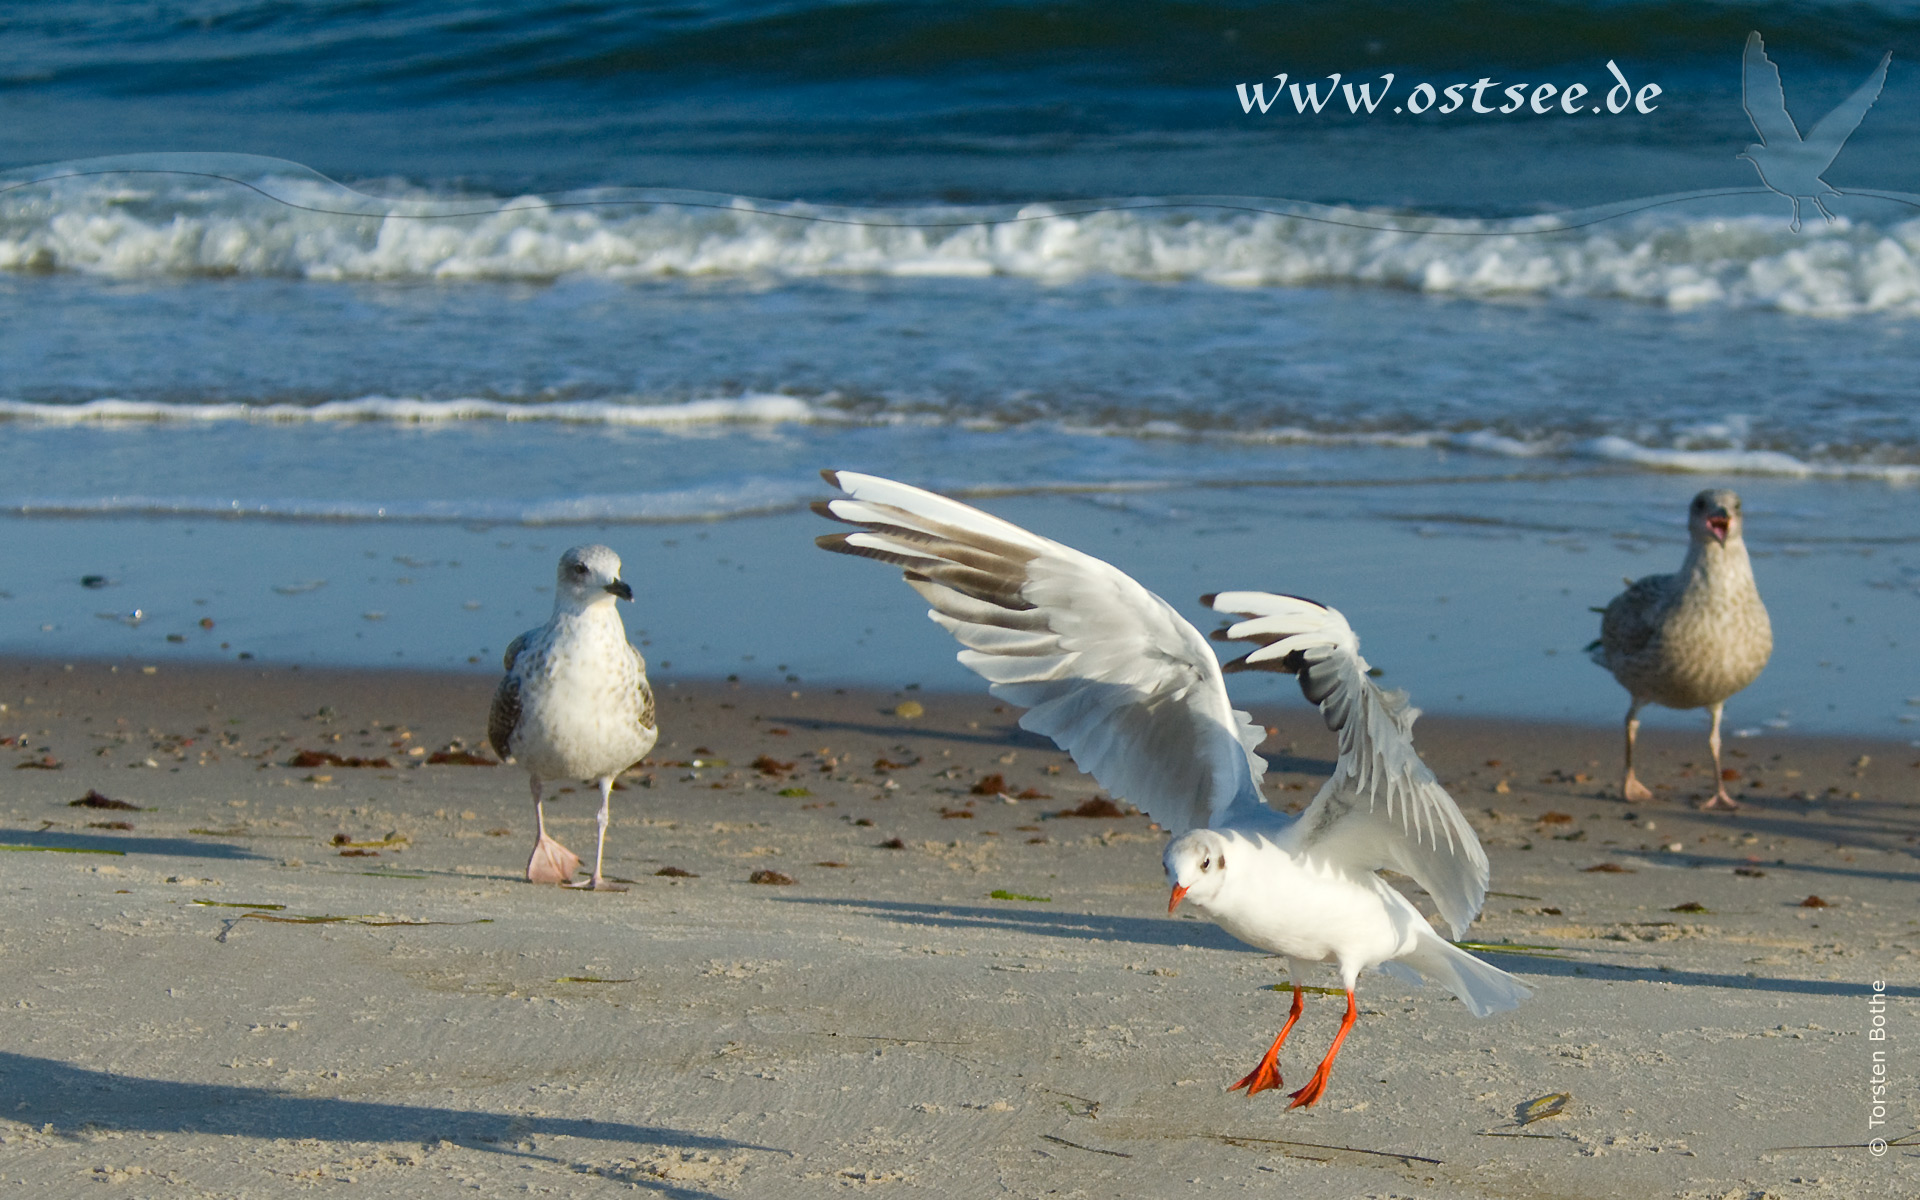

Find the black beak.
[{"left": 606, "top": 580, "right": 633, "bottom": 601}]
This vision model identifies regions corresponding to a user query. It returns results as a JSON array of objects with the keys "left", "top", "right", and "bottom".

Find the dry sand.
[{"left": 0, "top": 657, "right": 1915, "bottom": 1198}]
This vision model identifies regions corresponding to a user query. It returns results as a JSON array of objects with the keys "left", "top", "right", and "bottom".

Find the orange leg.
[
  {"left": 1286, "top": 989, "right": 1357, "bottom": 1109},
  {"left": 1230, "top": 984, "right": 1305, "bottom": 1097}
]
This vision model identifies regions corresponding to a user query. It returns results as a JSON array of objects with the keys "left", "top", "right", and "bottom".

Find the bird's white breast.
[
  {"left": 509, "top": 606, "right": 656, "bottom": 781},
  {"left": 1195, "top": 834, "right": 1415, "bottom": 971}
]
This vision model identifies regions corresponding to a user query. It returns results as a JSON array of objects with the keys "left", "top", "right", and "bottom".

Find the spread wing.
[
  {"left": 1806, "top": 50, "right": 1890, "bottom": 166},
  {"left": 1207, "top": 591, "right": 1488, "bottom": 937},
  {"left": 814, "top": 470, "right": 1272, "bottom": 836},
  {"left": 1743, "top": 32, "right": 1802, "bottom": 147},
  {"left": 488, "top": 630, "right": 534, "bottom": 760}
]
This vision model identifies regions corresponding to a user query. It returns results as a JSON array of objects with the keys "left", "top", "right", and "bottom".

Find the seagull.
[
  {"left": 1589, "top": 490, "right": 1772, "bottom": 811},
  {"left": 814, "top": 470, "right": 1529, "bottom": 1108},
  {"left": 489, "top": 545, "right": 657, "bottom": 889},
  {"left": 1738, "top": 30, "right": 1890, "bottom": 232}
]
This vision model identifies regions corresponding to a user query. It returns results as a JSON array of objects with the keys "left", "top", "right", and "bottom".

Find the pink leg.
[
  {"left": 1699, "top": 703, "right": 1739, "bottom": 811},
  {"left": 526, "top": 775, "right": 582, "bottom": 884},
  {"left": 1231, "top": 983, "right": 1305, "bottom": 1097},
  {"left": 1287, "top": 989, "right": 1358, "bottom": 1109},
  {"left": 563, "top": 777, "right": 627, "bottom": 891},
  {"left": 1622, "top": 704, "right": 1653, "bottom": 803}
]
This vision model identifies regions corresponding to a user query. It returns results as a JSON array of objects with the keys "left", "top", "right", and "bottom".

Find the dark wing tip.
[
  {"left": 809, "top": 498, "right": 842, "bottom": 520},
  {"left": 1198, "top": 592, "right": 1219, "bottom": 608},
  {"left": 819, "top": 468, "right": 843, "bottom": 488},
  {"left": 816, "top": 532, "right": 854, "bottom": 553}
]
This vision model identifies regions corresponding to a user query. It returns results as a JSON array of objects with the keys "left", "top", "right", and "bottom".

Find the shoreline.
[{"left": 1, "top": 658, "right": 1914, "bottom": 1196}]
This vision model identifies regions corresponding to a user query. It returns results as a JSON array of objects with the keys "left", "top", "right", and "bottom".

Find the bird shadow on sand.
[
  {"left": 0, "top": 828, "right": 266, "bottom": 861},
  {"left": 784, "top": 899, "right": 1916, "bottom": 1001},
  {"left": 1469, "top": 950, "right": 1920, "bottom": 1000},
  {"left": 781, "top": 896, "right": 1245, "bottom": 952},
  {"left": 764, "top": 713, "right": 1337, "bottom": 777},
  {"left": 765, "top": 713, "right": 1057, "bottom": 751},
  {"left": 1619, "top": 847, "right": 1920, "bottom": 887},
  {"left": 0, "top": 1051, "right": 779, "bottom": 1199}
]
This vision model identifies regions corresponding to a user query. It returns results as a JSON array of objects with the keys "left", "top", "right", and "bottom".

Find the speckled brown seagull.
[
  {"left": 489, "top": 545, "right": 657, "bottom": 888},
  {"left": 1589, "top": 490, "right": 1772, "bottom": 810}
]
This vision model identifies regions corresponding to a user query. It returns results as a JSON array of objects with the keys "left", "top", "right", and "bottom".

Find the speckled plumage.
[
  {"left": 489, "top": 545, "right": 656, "bottom": 887},
  {"left": 1590, "top": 489, "right": 1771, "bottom": 808}
]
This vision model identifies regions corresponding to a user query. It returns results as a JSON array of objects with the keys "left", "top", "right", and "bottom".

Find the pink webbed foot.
[
  {"left": 1699, "top": 790, "right": 1740, "bottom": 812},
  {"left": 526, "top": 833, "right": 582, "bottom": 885},
  {"left": 1622, "top": 776, "right": 1654, "bottom": 803}
]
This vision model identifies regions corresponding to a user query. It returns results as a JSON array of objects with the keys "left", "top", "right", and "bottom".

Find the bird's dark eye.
[{"left": 1200, "top": 858, "right": 1210, "bottom": 871}]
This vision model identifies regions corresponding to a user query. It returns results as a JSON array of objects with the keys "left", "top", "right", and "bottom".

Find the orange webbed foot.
[
  {"left": 1229, "top": 1058, "right": 1284, "bottom": 1097},
  {"left": 1285, "top": 1071, "right": 1333, "bottom": 1109}
]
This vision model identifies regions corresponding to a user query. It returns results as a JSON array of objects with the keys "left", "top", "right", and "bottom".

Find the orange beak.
[{"left": 1167, "top": 884, "right": 1189, "bottom": 913}]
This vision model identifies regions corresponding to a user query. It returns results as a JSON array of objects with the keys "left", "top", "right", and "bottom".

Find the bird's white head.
[
  {"left": 554, "top": 544, "right": 632, "bottom": 613},
  {"left": 1164, "top": 829, "right": 1233, "bottom": 915},
  {"left": 1687, "top": 489, "right": 1745, "bottom": 548}
]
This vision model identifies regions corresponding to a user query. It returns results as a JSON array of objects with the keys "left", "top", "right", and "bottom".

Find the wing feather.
[
  {"left": 488, "top": 630, "right": 535, "bottom": 760},
  {"left": 1806, "top": 50, "right": 1890, "bottom": 166},
  {"left": 816, "top": 470, "right": 1270, "bottom": 834},
  {"left": 488, "top": 674, "right": 521, "bottom": 761},
  {"left": 1207, "top": 591, "right": 1489, "bottom": 936},
  {"left": 1743, "top": 32, "right": 1802, "bottom": 147}
]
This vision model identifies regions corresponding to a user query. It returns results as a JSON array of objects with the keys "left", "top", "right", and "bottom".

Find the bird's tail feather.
[{"left": 1389, "top": 929, "right": 1532, "bottom": 1018}]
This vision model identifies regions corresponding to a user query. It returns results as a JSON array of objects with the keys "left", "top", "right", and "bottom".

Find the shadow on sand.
[
  {"left": 0, "top": 1051, "right": 781, "bottom": 1199},
  {"left": 0, "top": 828, "right": 265, "bottom": 860},
  {"left": 786, "top": 897, "right": 1915, "bottom": 1001}
]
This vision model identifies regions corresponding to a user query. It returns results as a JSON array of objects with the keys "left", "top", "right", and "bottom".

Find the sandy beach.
[{"left": 0, "top": 656, "right": 1913, "bottom": 1198}]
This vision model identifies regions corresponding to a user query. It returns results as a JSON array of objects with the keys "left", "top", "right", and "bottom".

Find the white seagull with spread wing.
[
  {"left": 814, "top": 471, "right": 1528, "bottom": 1108},
  {"left": 1739, "top": 31, "right": 1890, "bottom": 232}
]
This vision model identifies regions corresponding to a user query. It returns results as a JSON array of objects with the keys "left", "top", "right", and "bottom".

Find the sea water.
[{"left": 1, "top": 2, "right": 1916, "bottom": 738}]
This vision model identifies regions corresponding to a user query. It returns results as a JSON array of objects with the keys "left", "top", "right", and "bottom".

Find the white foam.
[
  {"left": 8, "top": 167, "right": 1920, "bottom": 314},
  {"left": 0, "top": 393, "right": 822, "bottom": 426},
  {"left": 0, "top": 476, "right": 819, "bottom": 525}
]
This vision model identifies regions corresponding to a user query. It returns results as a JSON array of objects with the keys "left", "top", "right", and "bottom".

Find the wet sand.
[{"left": 1, "top": 657, "right": 1915, "bottom": 1197}]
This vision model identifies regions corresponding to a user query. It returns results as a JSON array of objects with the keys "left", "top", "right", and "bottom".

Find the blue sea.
[{"left": 1, "top": 1, "right": 1917, "bottom": 738}]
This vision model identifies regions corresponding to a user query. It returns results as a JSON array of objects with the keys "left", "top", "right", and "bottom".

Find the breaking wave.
[{"left": 7, "top": 155, "right": 1920, "bottom": 315}]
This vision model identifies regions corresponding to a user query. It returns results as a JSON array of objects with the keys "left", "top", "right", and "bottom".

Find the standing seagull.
[
  {"left": 1589, "top": 490, "right": 1771, "bottom": 811},
  {"left": 1738, "top": 30, "right": 1890, "bottom": 232},
  {"left": 489, "top": 545, "right": 657, "bottom": 889},
  {"left": 815, "top": 471, "right": 1528, "bottom": 1108}
]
